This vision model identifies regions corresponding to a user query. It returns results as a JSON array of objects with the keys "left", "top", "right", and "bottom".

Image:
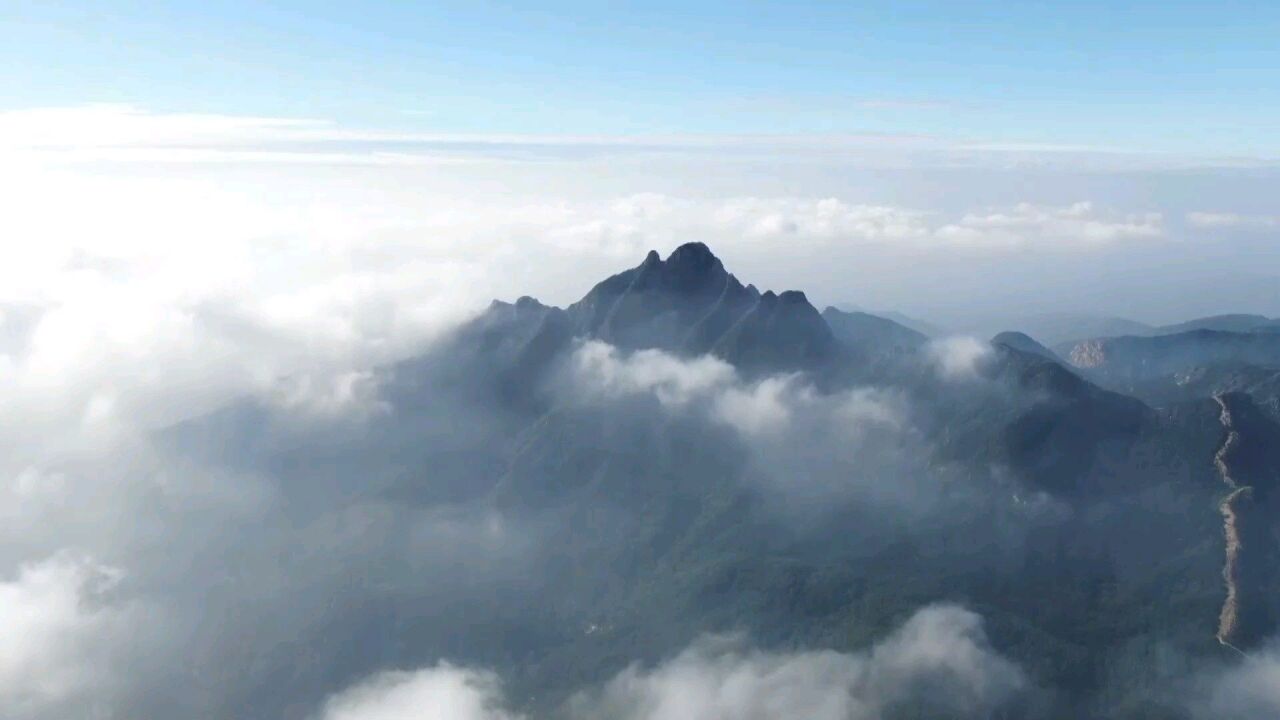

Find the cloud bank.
[
  {"left": 315, "top": 605, "right": 1026, "bottom": 720},
  {"left": 317, "top": 665, "right": 522, "bottom": 720}
]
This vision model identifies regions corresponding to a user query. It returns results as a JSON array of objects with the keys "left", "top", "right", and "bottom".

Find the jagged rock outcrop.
[
  {"left": 561, "top": 243, "right": 841, "bottom": 374},
  {"left": 567, "top": 242, "right": 758, "bottom": 354}
]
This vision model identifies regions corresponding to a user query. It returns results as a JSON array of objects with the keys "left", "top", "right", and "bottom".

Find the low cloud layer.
[
  {"left": 716, "top": 198, "right": 1163, "bottom": 249},
  {"left": 1193, "top": 642, "right": 1280, "bottom": 720},
  {"left": 569, "top": 339, "right": 905, "bottom": 439},
  {"left": 317, "top": 665, "right": 521, "bottom": 720},
  {"left": 572, "top": 605, "right": 1025, "bottom": 720},
  {"left": 4, "top": 106, "right": 1276, "bottom": 332},
  {"left": 316, "top": 605, "right": 1026, "bottom": 720}
]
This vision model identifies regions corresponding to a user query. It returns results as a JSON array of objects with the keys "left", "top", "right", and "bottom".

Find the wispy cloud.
[
  {"left": 1, "top": 104, "right": 1266, "bottom": 169},
  {"left": 1186, "top": 211, "right": 1280, "bottom": 230}
]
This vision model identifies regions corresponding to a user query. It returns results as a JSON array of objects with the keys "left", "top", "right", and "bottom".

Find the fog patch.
[
  {"left": 269, "top": 369, "right": 391, "bottom": 419},
  {"left": 570, "top": 340, "right": 736, "bottom": 406},
  {"left": 713, "top": 374, "right": 806, "bottom": 435},
  {"left": 927, "top": 336, "right": 994, "bottom": 380}
]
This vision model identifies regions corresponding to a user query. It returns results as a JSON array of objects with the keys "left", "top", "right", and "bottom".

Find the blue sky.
[{"left": 4, "top": 1, "right": 1278, "bottom": 155}]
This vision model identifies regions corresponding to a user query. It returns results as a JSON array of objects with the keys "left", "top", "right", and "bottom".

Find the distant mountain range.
[{"left": 875, "top": 311, "right": 1280, "bottom": 349}]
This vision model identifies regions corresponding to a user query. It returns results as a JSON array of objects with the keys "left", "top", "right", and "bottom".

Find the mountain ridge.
[{"left": 184, "top": 240, "right": 1280, "bottom": 719}]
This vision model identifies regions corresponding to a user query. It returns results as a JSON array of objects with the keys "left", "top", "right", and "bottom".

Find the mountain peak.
[
  {"left": 569, "top": 242, "right": 749, "bottom": 352},
  {"left": 665, "top": 241, "right": 717, "bottom": 265},
  {"left": 662, "top": 242, "right": 727, "bottom": 292},
  {"left": 992, "top": 330, "right": 1059, "bottom": 362}
]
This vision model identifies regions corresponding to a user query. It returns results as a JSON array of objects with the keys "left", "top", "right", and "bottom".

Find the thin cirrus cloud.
[
  {"left": 0, "top": 104, "right": 1262, "bottom": 169},
  {"left": 0, "top": 104, "right": 947, "bottom": 165},
  {"left": 1186, "top": 212, "right": 1280, "bottom": 229}
]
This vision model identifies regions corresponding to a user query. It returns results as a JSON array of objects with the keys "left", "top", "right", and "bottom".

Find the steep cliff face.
[{"left": 1067, "top": 338, "right": 1109, "bottom": 368}]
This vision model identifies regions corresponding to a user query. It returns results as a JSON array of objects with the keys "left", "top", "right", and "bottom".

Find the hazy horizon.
[{"left": 4, "top": 3, "right": 1280, "bottom": 335}]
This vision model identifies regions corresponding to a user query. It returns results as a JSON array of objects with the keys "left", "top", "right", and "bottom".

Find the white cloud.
[
  {"left": 1186, "top": 211, "right": 1280, "bottom": 229},
  {"left": 927, "top": 337, "right": 994, "bottom": 379},
  {"left": 565, "top": 342, "right": 919, "bottom": 507},
  {"left": 712, "top": 378, "right": 905, "bottom": 438},
  {"left": 936, "top": 201, "right": 1163, "bottom": 247},
  {"left": 571, "top": 604, "right": 1024, "bottom": 720},
  {"left": 570, "top": 340, "right": 738, "bottom": 406},
  {"left": 553, "top": 196, "right": 1164, "bottom": 254},
  {"left": 314, "top": 605, "right": 1025, "bottom": 720},
  {"left": 568, "top": 342, "right": 904, "bottom": 441},
  {"left": 0, "top": 554, "right": 127, "bottom": 716},
  {"left": 316, "top": 665, "right": 522, "bottom": 720},
  {"left": 713, "top": 198, "right": 933, "bottom": 243},
  {"left": 837, "top": 387, "right": 907, "bottom": 429},
  {"left": 713, "top": 375, "right": 806, "bottom": 435}
]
